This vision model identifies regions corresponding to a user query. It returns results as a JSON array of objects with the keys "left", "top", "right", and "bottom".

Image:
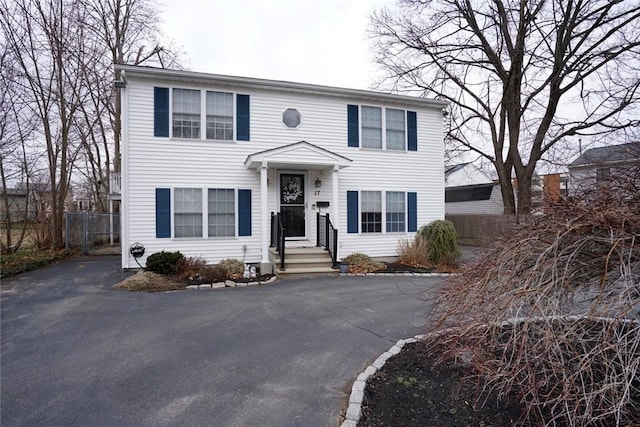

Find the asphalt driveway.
[{"left": 1, "top": 256, "right": 445, "bottom": 427}]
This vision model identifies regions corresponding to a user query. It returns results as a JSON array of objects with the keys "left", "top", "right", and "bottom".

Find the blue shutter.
[
  {"left": 407, "top": 192, "right": 417, "bottom": 232},
  {"left": 156, "top": 188, "right": 171, "bottom": 238},
  {"left": 236, "top": 94, "right": 250, "bottom": 141},
  {"left": 154, "top": 87, "right": 169, "bottom": 137},
  {"left": 407, "top": 111, "right": 417, "bottom": 151},
  {"left": 347, "top": 191, "right": 358, "bottom": 233},
  {"left": 238, "top": 189, "right": 251, "bottom": 236},
  {"left": 347, "top": 104, "right": 359, "bottom": 147}
]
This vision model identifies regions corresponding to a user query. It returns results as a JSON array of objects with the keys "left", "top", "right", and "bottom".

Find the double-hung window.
[
  {"left": 361, "top": 191, "right": 382, "bottom": 233},
  {"left": 386, "top": 109, "right": 406, "bottom": 150},
  {"left": 174, "top": 188, "right": 202, "bottom": 238},
  {"left": 386, "top": 191, "right": 405, "bottom": 232},
  {"left": 172, "top": 89, "right": 201, "bottom": 139},
  {"left": 208, "top": 189, "right": 235, "bottom": 237},
  {"left": 361, "top": 106, "right": 382, "bottom": 149},
  {"left": 206, "top": 91, "right": 233, "bottom": 140}
]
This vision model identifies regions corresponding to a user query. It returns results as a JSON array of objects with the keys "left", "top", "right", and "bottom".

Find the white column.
[
  {"left": 332, "top": 165, "right": 339, "bottom": 260},
  {"left": 260, "top": 161, "right": 269, "bottom": 267}
]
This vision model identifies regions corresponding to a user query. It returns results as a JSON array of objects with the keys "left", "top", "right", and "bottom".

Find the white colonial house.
[{"left": 116, "top": 65, "right": 447, "bottom": 274}]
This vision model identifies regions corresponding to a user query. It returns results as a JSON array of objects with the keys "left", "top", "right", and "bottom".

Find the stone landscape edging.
[
  {"left": 339, "top": 314, "right": 640, "bottom": 426},
  {"left": 340, "top": 334, "right": 427, "bottom": 427},
  {"left": 185, "top": 275, "right": 278, "bottom": 290}
]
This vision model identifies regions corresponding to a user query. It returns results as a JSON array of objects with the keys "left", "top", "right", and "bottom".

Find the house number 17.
[{"left": 314, "top": 190, "right": 320, "bottom": 196}]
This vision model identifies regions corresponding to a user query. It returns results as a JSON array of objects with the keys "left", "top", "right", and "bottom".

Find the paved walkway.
[{"left": 1, "top": 256, "right": 447, "bottom": 427}]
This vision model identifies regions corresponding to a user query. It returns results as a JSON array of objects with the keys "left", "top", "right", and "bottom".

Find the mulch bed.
[
  {"left": 358, "top": 342, "right": 524, "bottom": 427},
  {"left": 375, "top": 262, "right": 435, "bottom": 274}
]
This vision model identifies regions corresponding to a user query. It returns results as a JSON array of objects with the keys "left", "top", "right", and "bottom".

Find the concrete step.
[
  {"left": 275, "top": 266, "right": 339, "bottom": 279},
  {"left": 272, "top": 257, "right": 334, "bottom": 271},
  {"left": 269, "top": 247, "right": 329, "bottom": 258}
]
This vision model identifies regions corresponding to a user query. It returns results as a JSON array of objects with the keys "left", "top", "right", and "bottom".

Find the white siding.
[{"left": 122, "top": 76, "right": 445, "bottom": 267}]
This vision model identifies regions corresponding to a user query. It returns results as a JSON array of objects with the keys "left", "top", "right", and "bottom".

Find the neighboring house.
[
  {"left": 0, "top": 187, "right": 34, "bottom": 222},
  {"left": 444, "top": 163, "right": 503, "bottom": 215},
  {"left": 0, "top": 182, "right": 60, "bottom": 222},
  {"left": 523, "top": 172, "right": 569, "bottom": 214},
  {"left": 569, "top": 142, "right": 640, "bottom": 194},
  {"left": 116, "top": 65, "right": 447, "bottom": 272}
]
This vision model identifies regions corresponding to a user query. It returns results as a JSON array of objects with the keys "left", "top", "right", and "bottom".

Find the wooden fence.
[{"left": 446, "top": 214, "right": 520, "bottom": 246}]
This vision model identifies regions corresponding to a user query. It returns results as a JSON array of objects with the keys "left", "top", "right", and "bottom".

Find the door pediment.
[{"left": 244, "top": 141, "right": 352, "bottom": 170}]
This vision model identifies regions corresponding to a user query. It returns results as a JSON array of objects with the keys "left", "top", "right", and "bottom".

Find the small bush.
[
  {"left": 417, "top": 220, "right": 460, "bottom": 264},
  {"left": 177, "top": 256, "right": 207, "bottom": 279},
  {"left": 145, "top": 251, "right": 185, "bottom": 275},
  {"left": 396, "top": 237, "right": 431, "bottom": 267},
  {"left": 200, "top": 265, "right": 228, "bottom": 283},
  {"left": 343, "top": 252, "right": 384, "bottom": 273},
  {"left": 219, "top": 258, "right": 244, "bottom": 279}
]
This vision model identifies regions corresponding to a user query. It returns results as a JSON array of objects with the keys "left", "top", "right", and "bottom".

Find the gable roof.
[
  {"left": 569, "top": 142, "right": 640, "bottom": 167},
  {"left": 244, "top": 141, "right": 352, "bottom": 170},
  {"left": 115, "top": 65, "right": 449, "bottom": 110}
]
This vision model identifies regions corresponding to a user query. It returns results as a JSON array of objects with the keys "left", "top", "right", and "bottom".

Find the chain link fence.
[{"left": 65, "top": 212, "right": 120, "bottom": 254}]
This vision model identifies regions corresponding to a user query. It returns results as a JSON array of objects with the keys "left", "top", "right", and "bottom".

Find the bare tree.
[
  {"left": 371, "top": 0, "right": 640, "bottom": 214},
  {"left": 0, "top": 0, "right": 90, "bottom": 249},
  {"left": 85, "top": 0, "right": 180, "bottom": 175},
  {"left": 0, "top": 44, "right": 39, "bottom": 253},
  {"left": 73, "top": 0, "right": 179, "bottom": 213}
]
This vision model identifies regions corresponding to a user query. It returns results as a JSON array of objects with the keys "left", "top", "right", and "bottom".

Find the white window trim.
[
  {"left": 385, "top": 191, "right": 407, "bottom": 233},
  {"left": 206, "top": 188, "right": 237, "bottom": 238},
  {"left": 358, "top": 190, "right": 410, "bottom": 235},
  {"left": 171, "top": 187, "right": 239, "bottom": 240},
  {"left": 358, "top": 104, "right": 408, "bottom": 151},
  {"left": 168, "top": 87, "right": 237, "bottom": 142},
  {"left": 172, "top": 187, "right": 204, "bottom": 239}
]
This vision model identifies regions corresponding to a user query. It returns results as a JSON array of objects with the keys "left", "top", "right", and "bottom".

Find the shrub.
[
  {"left": 396, "top": 237, "right": 430, "bottom": 267},
  {"left": 177, "top": 256, "right": 207, "bottom": 279},
  {"left": 343, "top": 252, "right": 383, "bottom": 273},
  {"left": 145, "top": 251, "right": 185, "bottom": 275},
  {"left": 426, "top": 172, "right": 640, "bottom": 426},
  {"left": 200, "top": 265, "right": 228, "bottom": 283},
  {"left": 218, "top": 258, "right": 244, "bottom": 279},
  {"left": 417, "top": 220, "right": 459, "bottom": 264}
]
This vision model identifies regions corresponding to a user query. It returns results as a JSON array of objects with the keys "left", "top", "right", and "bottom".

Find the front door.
[{"left": 280, "top": 173, "right": 305, "bottom": 238}]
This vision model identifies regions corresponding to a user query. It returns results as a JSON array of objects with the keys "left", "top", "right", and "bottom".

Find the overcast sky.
[{"left": 160, "top": 0, "right": 392, "bottom": 90}]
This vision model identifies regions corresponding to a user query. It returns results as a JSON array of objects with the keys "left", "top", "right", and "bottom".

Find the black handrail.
[
  {"left": 317, "top": 212, "right": 338, "bottom": 268},
  {"left": 270, "top": 212, "right": 287, "bottom": 270}
]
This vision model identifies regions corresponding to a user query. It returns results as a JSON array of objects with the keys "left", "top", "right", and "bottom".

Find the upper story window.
[
  {"left": 347, "top": 104, "right": 417, "bottom": 151},
  {"left": 172, "top": 89, "right": 201, "bottom": 139},
  {"left": 154, "top": 87, "right": 250, "bottom": 141},
  {"left": 386, "top": 109, "right": 406, "bottom": 150},
  {"left": 206, "top": 91, "right": 233, "bottom": 140},
  {"left": 361, "top": 106, "right": 382, "bottom": 149}
]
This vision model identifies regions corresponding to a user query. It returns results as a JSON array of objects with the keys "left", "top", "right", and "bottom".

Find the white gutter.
[{"left": 114, "top": 65, "right": 449, "bottom": 110}]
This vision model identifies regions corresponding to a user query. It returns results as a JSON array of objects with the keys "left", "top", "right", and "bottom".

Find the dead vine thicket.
[{"left": 427, "top": 167, "right": 640, "bottom": 426}]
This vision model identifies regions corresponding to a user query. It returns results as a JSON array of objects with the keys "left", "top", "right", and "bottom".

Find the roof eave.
[{"left": 115, "top": 65, "right": 449, "bottom": 110}]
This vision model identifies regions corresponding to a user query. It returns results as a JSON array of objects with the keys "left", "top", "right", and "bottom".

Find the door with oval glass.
[{"left": 279, "top": 172, "right": 306, "bottom": 238}]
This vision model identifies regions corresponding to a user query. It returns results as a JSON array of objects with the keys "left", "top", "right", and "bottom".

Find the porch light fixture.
[{"left": 315, "top": 178, "right": 322, "bottom": 188}]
